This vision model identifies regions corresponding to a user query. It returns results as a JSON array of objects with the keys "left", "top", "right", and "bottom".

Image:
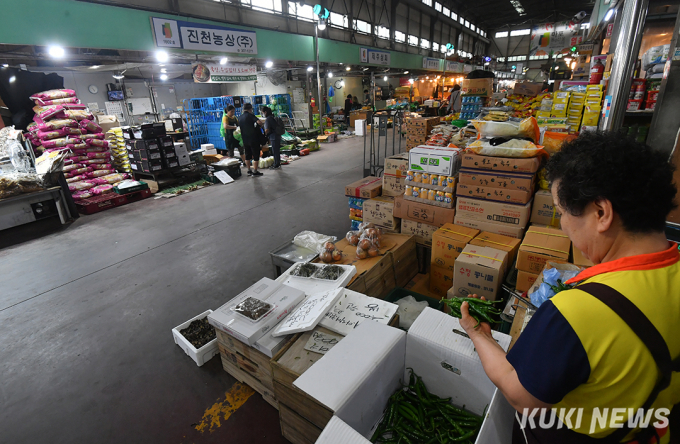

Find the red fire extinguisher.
[
  {"left": 310, "top": 97, "right": 316, "bottom": 108},
  {"left": 590, "top": 59, "right": 605, "bottom": 85}
]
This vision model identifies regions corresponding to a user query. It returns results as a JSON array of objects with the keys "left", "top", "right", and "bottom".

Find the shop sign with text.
[
  {"left": 151, "top": 17, "right": 257, "bottom": 54},
  {"left": 361, "top": 48, "right": 391, "bottom": 65},
  {"left": 192, "top": 63, "right": 257, "bottom": 83},
  {"left": 530, "top": 21, "right": 583, "bottom": 56}
]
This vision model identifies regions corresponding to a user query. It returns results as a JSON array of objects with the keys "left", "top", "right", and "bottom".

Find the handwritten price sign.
[{"left": 319, "top": 289, "right": 398, "bottom": 336}]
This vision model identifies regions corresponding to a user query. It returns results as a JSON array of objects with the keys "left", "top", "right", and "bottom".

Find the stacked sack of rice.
[
  {"left": 23, "top": 89, "right": 131, "bottom": 201},
  {"left": 105, "top": 128, "right": 132, "bottom": 173}
]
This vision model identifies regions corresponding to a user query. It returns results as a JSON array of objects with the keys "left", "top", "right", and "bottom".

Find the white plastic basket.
[{"left": 172, "top": 310, "right": 219, "bottom": 367}]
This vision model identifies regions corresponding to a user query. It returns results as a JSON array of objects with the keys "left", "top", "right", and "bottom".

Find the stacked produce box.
[
  {"left": 23, "top": 89, "right": 131, "bottom": 201},
  {"left": 345, "top": 177, "right": 382, "bottom": 230},
  {"left": 405, "top": 116, "right": 439, "bottom": 150},
  {"left": 516, "top": 226, "right": 572, "bottom": 292}
]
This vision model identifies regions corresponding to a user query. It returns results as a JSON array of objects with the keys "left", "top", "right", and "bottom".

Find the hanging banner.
[
  {"left": 529, "top": 21, "right": 583, "bottom": 56},
  {"left": 151, "top": 17, "right": 257, "bottom": 54},
  {"left": 446, "top": 61, "right": 464, "bottom": 72},
  {"left": 192, "top": 63, "right": 257, "bottom": 83},
  {"left": 422, "top": 57, "right": 441, "bottom": 70},
  {"left": 360, "top": 47, "right": 391, "bottom": 65}
]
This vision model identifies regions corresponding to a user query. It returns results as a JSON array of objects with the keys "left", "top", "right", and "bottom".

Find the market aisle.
[{"left": 0, "top": 134, "right": 402, "bottom": 444}]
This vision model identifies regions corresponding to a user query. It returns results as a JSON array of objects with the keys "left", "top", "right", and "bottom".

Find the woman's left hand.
[{"left": 459, "top": 294, "right": 493, "bottom": 338}]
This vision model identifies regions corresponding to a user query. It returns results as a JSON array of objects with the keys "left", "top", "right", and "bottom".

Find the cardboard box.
[
  {"left": 401, "top": 219, "right": 439, "bottom": 246},
  {"left": 454, "top": 215, "right": 525, "bottom": 238},
  {"left": 572, "top": 245, "right": 594, "bottom": 268},
  {"left": 406, "top": 117, "right": 440, "bottom": 128},
  {"left": 208, "top": 278, "right": 306, "bottom": 346},
  {"left": 461, "top": 78, "right": 494, "bottom": 97},
  {"left": 382, "top": 176, "right": 406, "bottom": 197},
  {"left": 458, "top": 168, "right": 534, "bottom": 193},
  {"left": 469, "top": 231, "right": 521, "bottom": 266},
  {"left": 530, "top": 190, "right": 561, "bottom": 227},
  {"left": 526, "top": 261, "right": 586, "bottom": 297},
  {"left": 452, "top": 244, "right": 508, "bottom": 300},
  {"left": 516, "top": 226, "right": 571, "bottom": 274},
  {"left": 456, "top": 197, "right": 531, "bottom": 227},
  {"left": 345, "top": 177, "right": 382, "bottom": 199},
  {"left": 295, "top": 312, "right": 514, "bottom": 444},
  {"left": 318, "top": 134, "right": 337, "bottom": 143},
  {"left": 461, "top": 153, "right": 541, "bottom": 174},
  {"left": 511, "top": 82, "right": 543, "bottom": 97},
  {"left": 408, "top": 146, "right": 461, "bottom": 176},
  {"left": 350, "top": 111, "right": 369, "bottom": 128},
  {"left": 516, "top": 270, "right": 539, "bottom": 293},
  {"left": 393, "top": 195, "right": 456, "bottom": 227},
  {"left": 431, "top": 224, "right": 480, "bottom": 271},
  {"left": 456, "top": 183, "right": 532, "bottom": 205},
  {"left": 429, "top": 264, "right": 454, "bottom": 297},
  {"left": 97, "top": 115, "right": 120, "bottom": 134},
  {"left": 363, "top": 196, "right": 399, "bottom": 230}
]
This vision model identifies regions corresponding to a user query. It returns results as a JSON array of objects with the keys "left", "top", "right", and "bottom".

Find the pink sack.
[
  {"left": 82, "top": 158, "right": 108, "bottom": 164},
  {"left": 42, "top": 137, "right": 73, "bottom": 149},
  {"left": 37, "top": 119, "right": 78, "bottom": 131},
  {"left": 72, "top": 147, "right": 107, "bottom": 156},
  {"left": 85, "top": 151, "right": 109, "bottom": 159},
  {"left": 64, "top": 110, "right": 94, "bottom": 121},
  {"left": 30, "top": 89, "right": 76, "bottom": 101},
  {"left": 68, "top": 181, "right": 96, "bottom": 192},
  {"left": 27, "top": 122, "right": 38, "bottom": 132},
  {"left": 63, "top": 164, "right": 80, "bottom": 172},
  {"left": 90, "top": 163, "right": 113, "bottom": 170},
  {"left": 66, "top": 175, "right": 88, "bottom": 183},
  {"left": 63, "top": 127, "right": 83, "bottom": 136},
  {"left": 62, "top": 103, "right": 87, "bottom": 110},
  {"left": 80, "top": 133, "right": 105, "bottom": 140},
  {"left": 91, "top": 184, "right": 115, "bottom": 196},
  {"left": 34, "top": 97, "right": 80, "bottom": 106},
  {"left": 36, "top": 128, "right": 69, "bottom": 140},
  {"left": 80, "top": 119, "right": 102, "bottom": 133},
  {"left": 65, "top": 167, "right": 93, "bottom": 178},
  {"left": 69, "top": 143, "right": 88, "bottom": 150},
  {"left": 86, "top": 139, "right": 109, "bottom": 148},
  {"left": 72, "top": 190, "right": 94, "bottom": 201},
  {"left": 97, "top": 173, "right": 129, "bottom": 184},
  {"left": 91, "top": 169, "right": 116, "bottom": 177},
  {"left": 33, "top": 105, "right": 66, "bottom": 121}
]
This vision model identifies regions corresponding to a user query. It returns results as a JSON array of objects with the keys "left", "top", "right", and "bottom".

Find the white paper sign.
[
  {"left": 303, "top": 331, "right": 343, "bottom": 355},
  {"left": 319, "top": 289, "right": 398, "bottom": 336},
  {"left": 214, "top": 170, "right": 234, "bottom": 184},
  {"left": 273, "top": 288, "right": 343, "bottom": 337}
]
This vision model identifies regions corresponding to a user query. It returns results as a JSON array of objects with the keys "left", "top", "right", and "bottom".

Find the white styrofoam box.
[
  {"left": 275, "top": 262, "right": 357, "bottom": 297},
  {"left": 174, "top": 142, "right": 191, "bottom": 166},
  {"left": 355, "top": 119, "right": 366, "bottom": 136},
  {"left": 408, "top": 146, "right": 463, "bottom": 176},
  {"left": 294, "top": 321, "right": 406, "bottom": 436},
  {"left": 201, "top": 143, "right": 217, "bottom": 155},
  {"left": 208, "top": 278, "right": 306, "bottom": 346},
  {"left": 273, "top": 288, "right": 344, "bottom": 337},
  {"left": 295, "top": 308, "right": 515, "bottom": 444},
  {"left": 172, "top": 310, "right": 219, "bottom": 367},
  {"left": 253, "top": 328, "right": 294, "bottom": 358}
]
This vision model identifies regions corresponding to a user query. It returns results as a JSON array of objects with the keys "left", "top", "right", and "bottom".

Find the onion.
[
  {"left": 320, "top": 251, "right": 333, "bottom": 263},
  {"left": 332, "top": 250, "right": 342, "bottom": 262},
  {"left": 368, "top": 247, "right": 379, "bottom": 257},
  {"left": 349, "top": 235, "right": 359, "bottom": 246},
  {"left": 356, "top": 248, "right": 368, "bottom": 259},
  {"left": 358, "top": 239, "right": 371, "bottom": 251},
  {"left": 325, "top": 241, "right": 336, "bottom": 252}
]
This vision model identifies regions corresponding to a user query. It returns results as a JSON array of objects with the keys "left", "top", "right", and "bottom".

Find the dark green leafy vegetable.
[
  {"left": 441, "top": 297, "right": 503, "bottom": 328},
  {"left": 179, "top": 317, "right": 216, "bottom": 349},
  {"left": 290, "top": 262, "right": 317, "bottom": 277},
  {"left": 371, "top": 369, "right": 484, "bottom": 444},
  {"left": 544, "top": 278, "right": 574, "bottom": 295},
  {"left": 314, "top": 265, "right": 344, "bottom": 280}
]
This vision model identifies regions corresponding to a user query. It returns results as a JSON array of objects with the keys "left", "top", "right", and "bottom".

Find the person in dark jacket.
[
  {"left": 237, "top": 103, "right": 264, "bottom": 176},
  {"left": 344, "top": 94, "right": 353, "bottom": 125},
  {"left": 262, "top": 106, "right": 282, "bottom": 170}
]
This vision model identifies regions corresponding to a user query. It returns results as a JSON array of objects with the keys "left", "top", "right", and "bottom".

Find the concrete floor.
[{"left": 0, "top": 134, "right": 403, "bottom": 444}]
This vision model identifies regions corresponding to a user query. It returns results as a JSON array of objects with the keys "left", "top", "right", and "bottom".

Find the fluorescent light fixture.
[
  {"left": 383, "top": 76, "right": 388, "bottom": 81},
  {"left": 426, "top": 76, "right": 429, "bottom": 79},
  {"left": 161, "top": 68, "right": 167, "bottom": 73},
  {"left": 265, "top": 60, "right": 274, "bottom": 68},
  {"left": 112, "top": 73, "right": 125, "bottom": 79},
  {"left": 509, "top": 0, "right": 525, "bottom": 15},
  {"left": 317, "top": 18, "right": 327, "bottom": 30},
  {"left": 328, "top": 72, "right": 333, "bottom": 78},
  {"left": 409, "top": 78, "right": 414, "bottom": 83},
  {"left": 220, "top": 57, "right": 228, "bottom": 65},
  {"left": 48, "top": 46, "right": 65, "bottom": 58},
  {"left": 160, "top": 74, "right": 168, "bottom": 81},
  {"left": 155, "top": 51, "right": 169, "bottom": 62},
  {"left": 403, "top": 71, "right": 409, "bottom": 74},
  {"left": 340, "top": 80, "right": 345, "bottom": 87},
  {"left": 604, "top": 8, "right": 614, "bottom": 21},
  {"left": 9, "top": 76, "right": 15, "bottom": 83},
  {"left": 345, "top": 66, "right": 351, "bottom": 71},
  {"left": 307, "top": 66, "right": 313, "bottom": 71},
  {"left": 1, "top": 64, "right": 8, "bottom": 68},
  {"left": 89, "top": 65, "right": 101, "bottom": 69}
]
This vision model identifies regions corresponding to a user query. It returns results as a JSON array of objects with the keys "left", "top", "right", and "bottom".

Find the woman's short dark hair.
[
  {"left": 546, "top": 131, "right": 677, "bottom": 233},
  {"left": 243, "top": 103, "right": 253, "bottom": 111},
  {"left": 453, "top": 84, "right": 461, "bottom": 91},
  {"left": 364, "top": 89, "right": 368, "bottom": 93},
  {"left": 226, "top": 105, "right": 235, "bottom": 112},
  {"left": 261, "top": 106, "right": 271, "bottom": 115},
  {"left": 347, "top": 94, "right": 352, "bottom": 98}
]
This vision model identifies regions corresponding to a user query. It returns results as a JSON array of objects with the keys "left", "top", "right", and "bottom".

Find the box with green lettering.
[{"left": 408, "top": 146, "right": 462, "bottom": 176}]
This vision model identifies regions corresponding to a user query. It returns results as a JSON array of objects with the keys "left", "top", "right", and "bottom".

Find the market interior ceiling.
[
  {"left": 0, "top": 44, "right": 429, "bottom": 81},
  {"left": 472, "top": 0, "right": 597, "bottom": 29}
]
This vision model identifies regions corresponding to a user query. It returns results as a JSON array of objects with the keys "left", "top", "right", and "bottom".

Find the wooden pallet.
[{"left": 279, "top": 403, "right": 323, "bottom": 444}]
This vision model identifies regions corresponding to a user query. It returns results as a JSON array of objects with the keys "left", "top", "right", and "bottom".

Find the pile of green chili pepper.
[
  {"left": 441, "top": 297, "right": 503, "bottom": 328},
  {"left": 370, "top": 369, "right": 485, "bottom": 444}
]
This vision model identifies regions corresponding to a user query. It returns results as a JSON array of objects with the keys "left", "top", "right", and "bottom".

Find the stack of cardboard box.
[
  {"left": 530, "top": 190, "right": 561, "bottom": 228},
  {"left": 429, "top": 224, "right": 480, "bottom": 296},
  {"left": 454, "top": 153, "right": 539, "bottom": 238},
  {"left": 567, "top": 92, "right": 586, "bottom": 130},
  {"left": 515, "top": 226, "right": 572, "bottom": 293},
  {"left": 405, "top": 117, "right": 440, "bottom": 150}
]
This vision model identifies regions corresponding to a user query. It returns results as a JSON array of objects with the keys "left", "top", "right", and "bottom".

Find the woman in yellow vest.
[{"left": 460, "top": 131, "right": 679, "bottom": 444}]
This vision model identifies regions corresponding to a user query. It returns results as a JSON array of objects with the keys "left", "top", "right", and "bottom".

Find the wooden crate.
[
  {"left": 271, "top": 327, "right": 336, "bottom": 429},
  {"left": 215, "top": 329, "right": 279, "bottom": 410},
  {"left": 279, "top": 403, "right": 323, "bottom": 444},
  {"left": 348, "top": 252, "right": 396, "bottom": 298}
]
